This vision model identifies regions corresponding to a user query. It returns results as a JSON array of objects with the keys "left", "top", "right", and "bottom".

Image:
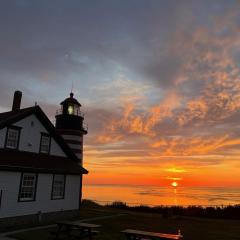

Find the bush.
[
  {"left": 81, "top": 199, "right": 101, "bottom": 208},
  {"left": 106, "top": 201, "right": 240, "bottom": 219},
  {"left": 107, "top": 201, "right": 128, "bottom": 209}
]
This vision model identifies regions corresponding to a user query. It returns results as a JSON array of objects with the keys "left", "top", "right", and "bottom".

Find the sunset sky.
[{"left": 1, "top": 0, "right": 240, "bottom": 187}]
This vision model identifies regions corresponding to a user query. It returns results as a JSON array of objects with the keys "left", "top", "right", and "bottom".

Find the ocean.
[{"left": 82, "top": 184, "right": 240, "bottom": 206}]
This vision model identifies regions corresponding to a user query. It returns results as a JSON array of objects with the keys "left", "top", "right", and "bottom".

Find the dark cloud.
[{"left": 1, "top": 0, "right": 237, "bottom": 96}]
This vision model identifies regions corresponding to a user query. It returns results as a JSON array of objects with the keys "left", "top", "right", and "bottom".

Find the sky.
[{"left": 1, "top": 0, "right": 240, "bottom": 187}]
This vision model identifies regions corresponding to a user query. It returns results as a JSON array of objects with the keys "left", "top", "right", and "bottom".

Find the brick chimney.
[{"left": 12, "top": 91, "right": 22, "bottom": 111}]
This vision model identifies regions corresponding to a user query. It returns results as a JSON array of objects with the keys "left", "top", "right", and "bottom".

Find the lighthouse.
[{"left": 55, "top": 92, "right": 87, "bottom": 165}]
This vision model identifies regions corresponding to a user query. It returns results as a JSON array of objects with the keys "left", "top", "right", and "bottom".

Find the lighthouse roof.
[{"left": 60, "top": 92, "right": 81, "bottom": 107}]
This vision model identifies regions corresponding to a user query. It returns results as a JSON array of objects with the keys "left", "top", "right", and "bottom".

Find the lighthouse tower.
[{"left": 55, "top": 92, "right": 87, "bottom": 165}]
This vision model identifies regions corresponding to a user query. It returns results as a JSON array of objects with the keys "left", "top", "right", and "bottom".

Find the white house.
[{"left": 0, "top": 91, "right": 88, "bottom": 224}]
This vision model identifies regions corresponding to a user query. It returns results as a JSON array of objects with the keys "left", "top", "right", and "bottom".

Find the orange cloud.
[
  {"left": 150, "top": 135, "right": 240, "bottom": 156},
  {"left": 95, "top": 91, "right": 181, "bottom": 142},
  {"left": 166, "top": 177, "right": 182, "bottom": 181},
  {"left": 177, "top": 98, "right": 208, "bottom": 126},
  {"left": 165, "top": 168, "right": 186, "bottom": 173}
]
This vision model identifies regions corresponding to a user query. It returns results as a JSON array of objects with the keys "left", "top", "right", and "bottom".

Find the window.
[
  {"left": 18, "top": 173, "right": 37, "bottom": 202},
  {"left": 68, "top": 105, "right": 74, "bottom": 114},
  {"left": 5, "top": 127, "right": 21, "bottom": 149},
  {"left": 51, "top": 175, "right": 65, "bottom": 200},
  {"left": 0, "top": 190, "right": 2, "bottom": 209},
  {"left": 39, "top": 133, "right": 51, "bottom": 154}
]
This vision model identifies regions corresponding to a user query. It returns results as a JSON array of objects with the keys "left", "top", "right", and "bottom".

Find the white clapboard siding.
[{"left": 0, "top": 171, "right": 80, "bottom": 218}]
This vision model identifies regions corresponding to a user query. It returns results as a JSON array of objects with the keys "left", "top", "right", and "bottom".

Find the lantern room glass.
[{"left": 67, "top": 104, "right": 79, "bottom": 115}]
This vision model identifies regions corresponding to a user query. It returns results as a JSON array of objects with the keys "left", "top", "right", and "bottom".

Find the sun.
[{"left": 171, "top": 181, "right": 178, "bottom": 187}]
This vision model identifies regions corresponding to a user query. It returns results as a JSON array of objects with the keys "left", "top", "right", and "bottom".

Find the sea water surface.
[{"left": 83, "top": 184, "right": 240, "bottom": 206}]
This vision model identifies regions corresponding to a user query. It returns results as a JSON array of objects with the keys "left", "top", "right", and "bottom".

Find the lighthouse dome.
[{"left": 60, "top": 92, "right": 82, "bottom": 107}]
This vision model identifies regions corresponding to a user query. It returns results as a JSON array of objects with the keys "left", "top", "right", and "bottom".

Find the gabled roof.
[
  {"left": 0, "top": 149, "right": 88, "bottom": 174},
  {"left": 0, "top": 106, "right": 88, "bottom": 174},
  {"left": 0, "top": 107, "right": 35, "bottom": 125}
]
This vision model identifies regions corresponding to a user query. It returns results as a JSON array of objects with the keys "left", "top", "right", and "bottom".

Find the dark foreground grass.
[{"left": 9, "top": 202, "right": 240, "bottom": 240}]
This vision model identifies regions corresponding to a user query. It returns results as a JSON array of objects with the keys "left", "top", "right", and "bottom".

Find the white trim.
[
  {"left": 67, "top": 143, "right": 82, "bottom": 149},
  {"left": 61, "top": 135, "right": 82, "bottom": 141}
]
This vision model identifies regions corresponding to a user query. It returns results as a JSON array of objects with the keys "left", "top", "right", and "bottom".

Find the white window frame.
[
  {"left": 18, "top": 173, "right": 38, "bottom": 202},
  {"left": 39, "top": 133, "right": 51, "bottom": 154},
  {"left": 5, "top": 127, "right": 21, "bottom": 149},
  {"left": 51, "top": 174, "right": 65, "bottom": 200}
]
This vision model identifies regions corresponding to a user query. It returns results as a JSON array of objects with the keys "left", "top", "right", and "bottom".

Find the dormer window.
[
  {"left": 39, "top": 133, "right": 51, "bottom": 154},
  {"left": 5, "top": 126, "right": 21, "bottom": 149}
]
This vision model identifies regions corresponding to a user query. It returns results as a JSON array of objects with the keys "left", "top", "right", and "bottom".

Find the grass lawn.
[{"left": 9, "top": 203, "right": 240, "bottom": 240}]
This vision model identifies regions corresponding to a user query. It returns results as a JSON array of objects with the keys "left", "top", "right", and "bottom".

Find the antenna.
[{"left": 71, "top": 80, "right": 74, "bottom": 93}]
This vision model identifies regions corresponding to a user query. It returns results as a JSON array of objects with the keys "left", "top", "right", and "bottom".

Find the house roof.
[
  {"left": 0, "top": 106, "right": 88, "bottom": 174},
  {"left": 0, "top": 107, "right": 35, "bottom": 124},
  {"left": 0, "top": 149, "right": 88, "bottom": 174}
]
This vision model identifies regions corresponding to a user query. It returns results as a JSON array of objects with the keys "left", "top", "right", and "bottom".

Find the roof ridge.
[{"left": 0, "top": 106, "right": 37, "bottom": 124}]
